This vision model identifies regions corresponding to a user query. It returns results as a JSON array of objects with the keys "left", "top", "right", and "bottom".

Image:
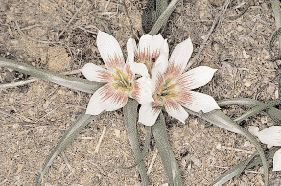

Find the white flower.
[
  {"left": 127, "top": 34, "right": 169, "bottom": 78},
  {"left": 133, "top": 36, "right": 220, "bottom": 126},
  {"left": 81, "top": 31, "right": 153, "bottom": 115},
  {"left": 248, "top": 126, "right": 281, "bottom": 171}
]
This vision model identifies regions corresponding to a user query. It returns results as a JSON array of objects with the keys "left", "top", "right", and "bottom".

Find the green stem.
[
  {"left": 0, "top": 57, "right": 104, "bottom": 94},
  {"left": 123, "top": 99, "right": 149, "bottom": 185}
]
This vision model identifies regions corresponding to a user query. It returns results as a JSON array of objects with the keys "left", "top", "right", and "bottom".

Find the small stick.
[
  {"left": 94, "top": 126, "right": 106, "bottom": 153},
  {"left": 184, "top": 0, "right": 231, "bottom": 71}
]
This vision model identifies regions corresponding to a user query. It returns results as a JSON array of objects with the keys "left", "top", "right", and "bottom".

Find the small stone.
[{"left": 114, "top": 129, "right": 121, "bottom": 138}]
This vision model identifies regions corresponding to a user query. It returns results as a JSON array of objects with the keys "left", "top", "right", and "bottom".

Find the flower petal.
[
  {"left": 151, "top": 53, "right": 169, "bottom": 80},
  {"left": 85, "top": 83, "right": 128, "bottom": 115},
  {"left": 180, "top": 91, "right": 220, "bottom": 113},
  {"left": 273, "top": 149, "right": 281, "bottom": 171},
  {"left": 130, "top": 62, "right": 149, "bottom": 78},
  {"left": 248, "top": 126, "right": 260, "bottom": 136},
  {"left": 97, "top": 31, "right": 125, "bottom": 69},
  {"left": 177, "top": 66, "right": 217, "bottom": 90},
  {"left": 169, "top": 38, "right": 193, "bottom": 74},
  {"left": 81, "top": 63, "right": 111, "bottom": 82},
  {"left": 164, "top": 100, "right": 189, "bottom": 123},
  {"left": 256, "top": 126, "right": 281, "bottom": 146},
  {"left": 139, "top": 104, "right": 161, "bottom": 126},
  {"left": 130, "top": 77, "right": 154, "bottom": 104},
  {"left": 138, "top": 34, "right": 166, "bottom": 55},
  {"left": 127, "top": 38, "right": 137, "bottom": 64}
]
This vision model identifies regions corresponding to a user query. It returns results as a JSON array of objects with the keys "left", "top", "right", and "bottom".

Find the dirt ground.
[{"left": 0, "top": 0, "right": 281, "bottom": 185}]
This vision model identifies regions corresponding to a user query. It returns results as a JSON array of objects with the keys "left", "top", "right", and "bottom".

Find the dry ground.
[{"left": 0, "top": 0, "right": 281, "bottom": 185}]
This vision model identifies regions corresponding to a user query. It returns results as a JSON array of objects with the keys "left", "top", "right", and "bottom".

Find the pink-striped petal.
[
  {"left": 81, "top": 63, "right": 111, "bottom": 82},
  {"left": 97, "top": 31, "right": 125, "bottom": 70},
  {"left": 177, "top": 66, "right": 217, "bottom": 90},
  {"left": 130, "top": 77, "right": 153, "bottom": 104},
  {"left": 138, "top": 34, "right": 166, "bottom": 55},
  {"left": 151, "top": 53, "right": 169, "bottom": 80},
  {"left": 85, "top": 83, "right": 128, "bottom": 115},
  {"left": 273, "top": 149, "right": 281, "bottom": 171},
  {"left": 180, "top": 91, "right": 220, "bottom": 113},
  {"left": 127, "top": 38, "right": 137, "bottom": 64},
  {"left": 139, "top": 104, "right": 161, "bottom": 126},
  {"left": 164, "top": 100, "right": 189, "bottom": 123},
  {"left": 169, "top": 38, "right": 193, "bottom": 74}
]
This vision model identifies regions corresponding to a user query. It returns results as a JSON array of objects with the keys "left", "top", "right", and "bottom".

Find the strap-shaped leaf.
[
  {"left": 149, "top": 0, "right": 180, "bottom": 35},
  {"left": 183, "top": 108, "right": 269, "bottom": 185},
  {"left": 184, "top": 108, "right": 241, "bottom": 134},
  {"left": 123, "top": 99, "right": 149, "bottom": 185},
  {"left": 152, "top": 112, "right": 182, "bottom": 186},
  {"left": 218, "top": 98, "right": 281, "bottom": 125},
  {"left": 0, "top": 57, "right": 104, "bottom": 94},
  {"left": 36, "top": 114, "right": 95, "bottom": 185},
  {"left": 233, "top": 98, "right": 281, "bottom": 123},
  {"left": 211, "top": 146, "right": 281, "bottom": 186},
  {"left": 211, "top": 151, "right": 258, "bottom": 186},
  {"left": 116, "top": 126, "right": 151, "bottom": 169},
  {"left": 142, "top": 0, "right": 157, "bottom": 34}
]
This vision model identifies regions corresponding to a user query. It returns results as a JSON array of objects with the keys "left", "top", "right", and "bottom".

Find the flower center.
[
  {"left": 112, "top": 67, "right": 133, "bottom": 92},
  {"left": 155, "top": 76, "right": 178, "bottom": 105},
  {"left": 135, "top": 49, "right": 160, "bottom": 77}
]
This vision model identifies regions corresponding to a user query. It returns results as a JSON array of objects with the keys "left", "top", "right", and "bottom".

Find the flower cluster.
[{"left": 81, "top": 31, "right": 220, "bottom": 126}]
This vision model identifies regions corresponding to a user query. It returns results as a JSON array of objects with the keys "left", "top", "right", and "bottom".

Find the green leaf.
[
  {"left": 149, "top": 0, "right": 180, "bottom": 35},
  {"left": 184, "top": 108, "right": 241, "bottom": 134},
  {"left": 183, "top": 108, "right": 269, "bottom": 185},
  {"left": 218, "top": 98, "right": 281, "bottom": 125},
  {"left": 142, "top": 0, "right": 157, "bottom": 34},
  {"left": 210, "top": 151, "right": 258, "bottom": 186},
  {"left": 152, "top": 112, "right": 182, "bottom": 186},
  {"left": 156, "top": 0, "right": 168, "bottom": 34},
  {"left": 36, "top": 114, "right": 95, "bottom": 186},
  {"left": 123, "top": 99, "right": 149, "bottom": 185},
  {"left": 233, "top": 98, "right": 281, "bottom": 123},
  {"left": 0, "top": 57, "right": 104, "bottom": 94},
  {"left": 115, "top": 126, "right": 151, "bottom": 169}
]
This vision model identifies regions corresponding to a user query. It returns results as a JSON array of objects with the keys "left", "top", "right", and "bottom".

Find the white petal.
[
  {"left": 139, "top": 104, "right": 161, "bottom": 126},
  {"left": 256, "top": 126, "right": 281, "bottom": 146},
  {"left": 85, "top": 88, "right": 105, "bottom": 115},
  {"left": 248, "top": 126, "right": 260, "bottom": 136},
  {"left": 139, "top": 34, "right": 166, "bottom": 55},
  {"left": 151, "top": 53, "right": 169, "bottom": 80},
  {"left": 85, "top": 84, "right": 128, "bottom": 115},
  {"left": 163, "top": 39, "right": 169, "bottom": 57},
  {"left": 97, "top": 31, "right": 124, "bottom": 68},
  {"left": 182, "top": 91, "right": 220, "bottom": 113},
  {"left": 130, "top": 62, "right": 149, "bottom": 78},
  {"left": 178, "top": 66, "right": 217, "bottom": 90},
  {"left": 81, "top": 63, "right": 110, "bottom": 82},
  {"left": 164, "top": 102, "right": 189, "bottom": 123},
  {"left": 169, "top": 38, "right": 193, "bottom": 74},
  {"left": 130, "top": 77, "right": 154, "bottom": 104},
  {"left": 127, "top": 38, "right": 137, "bottom": 64},
  {"left": 273, "top": 149, "right": 281, "bottom": 171}
]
